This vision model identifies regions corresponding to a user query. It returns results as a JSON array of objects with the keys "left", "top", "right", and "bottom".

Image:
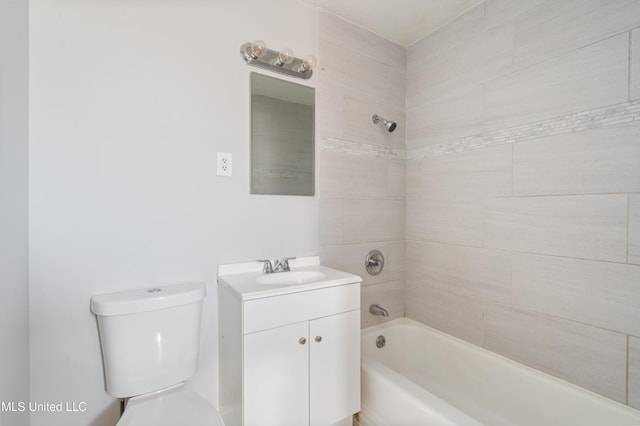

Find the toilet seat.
[{"left": 117, "top": 383, "right": 224, "bottom": 426}]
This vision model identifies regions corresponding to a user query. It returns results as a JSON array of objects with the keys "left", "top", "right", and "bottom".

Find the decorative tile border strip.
[
  {"left": 319, "top": 137, "right": 405, "bottom": 160},
  {"left": 406, "top": 99, "right": 640, "bottom": 160},
  {"left": 319, "top": 99, "right": 640, "bottom": 161}
]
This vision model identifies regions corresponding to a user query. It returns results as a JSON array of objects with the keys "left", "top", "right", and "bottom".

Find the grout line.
[
  {"left": 630, "top": 31, "right": 633, "bottom": 102},
  {"left": 339, "top": 199, "right": 345, "bottom": 245},
  {"left": 480, "top": 300, "right": 486, "bottom": 347},
  {"left": 628, "top": 193, "right": 631, "bottom": 264},
  {"left": 508, "top": 141, "right": 514, "bottom": 312},
  {"left": 627, "top": 335, "right": 630, "bottom": 405}
]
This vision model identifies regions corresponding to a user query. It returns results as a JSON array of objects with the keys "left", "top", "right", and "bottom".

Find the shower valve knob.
[{"left": 365, "top": 250, "right": 385, "bottom": 275}]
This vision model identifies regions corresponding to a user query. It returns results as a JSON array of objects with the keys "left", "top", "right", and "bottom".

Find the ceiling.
[{"left": 303, "top": 0, "right": 484, "bottom": 47}]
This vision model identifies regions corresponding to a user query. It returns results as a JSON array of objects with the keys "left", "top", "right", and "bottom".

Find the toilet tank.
[{"left": 90, "top": 282, "right": 206, "bottom": 398}]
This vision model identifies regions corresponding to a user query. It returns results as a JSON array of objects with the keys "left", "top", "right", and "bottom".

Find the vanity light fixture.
[{"left": 240, "top": 40, "right": 317, "bottom": 80}]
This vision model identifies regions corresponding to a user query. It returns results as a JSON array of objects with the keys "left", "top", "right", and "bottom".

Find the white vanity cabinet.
[
  {"left": 218, "top": 259, "right": 361, "bottom": 426},
  {"left": 244, "top": 309, "right": 360, "bottom": 426}
]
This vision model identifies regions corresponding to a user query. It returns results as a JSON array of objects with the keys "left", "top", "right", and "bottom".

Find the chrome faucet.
[
  {"left": 257, "top": 257, "right": 296, "bottom": 274},
  {"left": 369, "top": 304, "right": 389, "bottom": 317}
]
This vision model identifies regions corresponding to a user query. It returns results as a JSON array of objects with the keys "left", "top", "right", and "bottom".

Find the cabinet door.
[
  {"left": 243, "top": 321, "right": 309, "bottom": 426},
  {"left": 309, "top": 309, "right": 360, "bottom": 426}
]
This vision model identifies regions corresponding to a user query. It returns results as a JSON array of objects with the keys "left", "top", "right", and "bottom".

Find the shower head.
[{"left": 372, "top": 114, "right": 397, "bottom": 132}]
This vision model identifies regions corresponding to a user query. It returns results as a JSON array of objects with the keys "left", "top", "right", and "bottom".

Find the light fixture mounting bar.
[{"left": 240, "top": 42, "right": 313, "bottom": 80}]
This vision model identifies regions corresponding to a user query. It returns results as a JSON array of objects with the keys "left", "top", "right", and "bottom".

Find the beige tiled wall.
[
  {"left": 405, "top": 0, "right": 640, "bottom": 408},
  {"left": 512, "top": 254, "right": 640, "bottom": 336},
  {"left": 317, "top": 0, "right": 640, "bottom": 409},
  {"left": 483, "top": 303, "right": 628, "bottom": 402},
  {"left": 317, "top": 11, "right": 406, "bottom": 329},
  {"left": 483, "top": 194, "right": 628, "bottom": 262},
  {"left": 511, "top": 0, "right": 640, "bottom": 70},
  {"left": 484, "top": 34, "right": 629, "bottom": 131},
  {"left": 512, "top": 126, "right": 640, "bottom": 196}
]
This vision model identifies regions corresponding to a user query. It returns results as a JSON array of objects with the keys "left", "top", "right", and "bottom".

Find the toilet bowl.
[
  {"left": 91, "top": 282, "right": 224, "bottom": 426},
  {"left": 117, "top": 383, "right": 223, "bottom": 426}
]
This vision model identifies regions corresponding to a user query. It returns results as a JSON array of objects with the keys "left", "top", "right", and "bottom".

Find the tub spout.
[{"left": 370, "top": 304, "right": 389, "bottom": 317}]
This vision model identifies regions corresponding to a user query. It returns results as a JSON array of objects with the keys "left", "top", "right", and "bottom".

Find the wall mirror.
[{"left": 250, "top": 72, "right": 315, "bottom": 196}]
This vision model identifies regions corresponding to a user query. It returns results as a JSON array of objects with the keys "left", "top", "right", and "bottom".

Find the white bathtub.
[{"left": 360, "top": 318, "right": 640, "bottom": 426}]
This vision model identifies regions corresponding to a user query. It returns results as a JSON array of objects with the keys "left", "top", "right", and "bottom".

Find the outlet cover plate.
[{"left": 217, "top": 152, "right": 232, "bottom": 177}]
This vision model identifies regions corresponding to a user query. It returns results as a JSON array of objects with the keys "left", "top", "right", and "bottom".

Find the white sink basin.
[
  {"left": 218, "top": 257, "right": 363, "bottom": 300},
  {"left": 256, "top": 271, "right": 326, "bottom": 285}
]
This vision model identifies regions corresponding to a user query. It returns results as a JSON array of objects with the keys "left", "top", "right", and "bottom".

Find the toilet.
[{"left": 90, "top": 282, "right": 224, "bottom": 426}]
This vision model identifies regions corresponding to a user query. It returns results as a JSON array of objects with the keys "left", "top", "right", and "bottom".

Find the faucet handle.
[
  {"left": 256, "top": 259, "right": 273, "bottom": 274},
  {"left": 280, "top": 257, "right": 296, "bottom": 271}
]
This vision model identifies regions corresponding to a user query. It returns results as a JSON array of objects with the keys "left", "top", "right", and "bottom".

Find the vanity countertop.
[{"left": 217, "top": 256, "right": 362, "bottom": 300}]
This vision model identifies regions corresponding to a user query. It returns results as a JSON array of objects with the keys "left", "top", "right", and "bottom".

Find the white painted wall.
[
  {"left": 28, "top": 1, "right": 318, "bottom": 425},
  {"left": 0, "top": 0, "right": 30, "bottom": 425}
]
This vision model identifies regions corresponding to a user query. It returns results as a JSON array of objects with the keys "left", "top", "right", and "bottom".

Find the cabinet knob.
[
  {"left": 299, "top": 337, "right": 307, "bottom": 345},
  {"left": 315, "top": 336, "right": 322, "bottom": 343}
]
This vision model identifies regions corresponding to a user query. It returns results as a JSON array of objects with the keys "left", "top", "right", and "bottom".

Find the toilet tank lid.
[{"left": 91, "top": 282, "right": 206, "bottom": 316}]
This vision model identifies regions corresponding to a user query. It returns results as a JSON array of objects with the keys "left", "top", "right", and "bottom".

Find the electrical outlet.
[{"left": 217, "top": 152, "right": 232, "bottom": 177}]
